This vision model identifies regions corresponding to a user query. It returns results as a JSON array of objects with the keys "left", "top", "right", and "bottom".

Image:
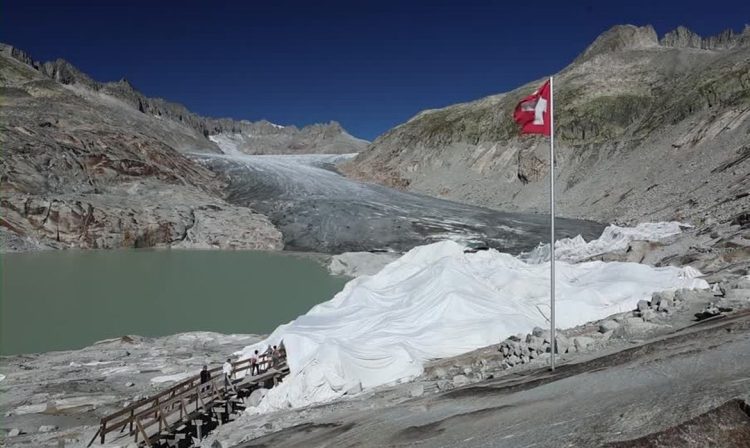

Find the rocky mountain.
[
  {"left": 342, "top": 25, "right": 750, "bottom": 226},
  {"left": 208, "top": 120, "right": 369, "bottom": 155},
  {"left": 0, "top": 44, "right": 284, "bottom": 250},
  {"left": 2, "top": 44, "right": 367, "bottom": 155}
]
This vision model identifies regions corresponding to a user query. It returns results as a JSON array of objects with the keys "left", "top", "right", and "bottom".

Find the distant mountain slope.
[
  {"left": 2, "top": 44, "right": 368, "bottom": 155},
  {"left": 342, "top": 25, "right": 750, "bottom": 225}
]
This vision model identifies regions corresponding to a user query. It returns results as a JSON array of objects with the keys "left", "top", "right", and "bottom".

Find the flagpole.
[{"left": 549, "top": 75, "right": 556, "bottom": 371}]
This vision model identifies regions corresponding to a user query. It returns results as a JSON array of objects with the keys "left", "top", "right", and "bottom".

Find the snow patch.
[
  {"left": 209, "top": 134, "right": 247, "bottom": 156},
  {"left": 239, "top": 224, "right": 708, "bottom": 413}
]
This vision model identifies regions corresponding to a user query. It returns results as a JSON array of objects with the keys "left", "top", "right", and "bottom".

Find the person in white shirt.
[
  {"left": 222, "top": 358, "right": 233, "bottom": 389},
  {"left": 250, "top": 350, "right": 260, "bottom": 375}
]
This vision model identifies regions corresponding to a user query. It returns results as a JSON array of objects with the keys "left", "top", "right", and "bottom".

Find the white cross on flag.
[{"left": 513, "top": 80, "right": 551, "bottom": 136}]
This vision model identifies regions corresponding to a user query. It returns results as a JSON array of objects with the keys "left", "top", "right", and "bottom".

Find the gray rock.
[
  {"left": 554, "top": 335, "right": 572, "bottom": 354},
  {"left": 452, "top": 375, "right": 470, "bottom": 387},
  {"left": 436, "top": 380, "right": 454, "bottom": 391},
  {"left": 8, "top": 428, "right": 21, "bottom": 437},
  {"left": 573, "top": 337, "right": 595, "bottom": 352},
  {"left": 641, "top": 309, "right": 658, "bottom": 322},
  {"left": 38, "top": 425, "right": 58, "bottom": 433},
  {"left": 599, "top": 320, "right": 620, "bottom": 333},
  {"left": 125, "top": 381, "right": 135, "bottom": 387},
  {"left": 526, "top": 335, "right": 545, "bottom": 352},
  {"left": 432, "top": 367, "right": 448, "bottom": 380},
  {"left": 532, "top": 327, "right": 544, "bottom": 337},
  {"left": 675, "top": 288, "right": 710, "bottom": 304},
  {"left": 408, "top": 384, "right": 425, "bottom": 398},
  {"left": 637, "top": 299, "right": 650, "bottom": 312},
  {"left": 247, "top": 387, "right": 269, "bottom": 407},
  {"left": 658, "top": 299, "right": 671, "bottom": 313}
]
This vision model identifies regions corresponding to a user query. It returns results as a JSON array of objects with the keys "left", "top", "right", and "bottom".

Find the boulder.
[
  {"left": 599, "top": 320, "right": 620, "bottom": 333},
  {"left": 637, "top": 299, "right": 650, "bottom": 312},
  {"left": 532, "top": 327, "right": 545, "bottom": 337},
  {"left": 573, "top": 336, "right": 595, "bottom": 352},
  {"left": 641, "top": 309, "right": 658, "bottom": 322},
  {"left": 675, "top": 288, "right": 710, "bottom": 304},
  {"left": 408, "top": 384, "right": 425, "bottom": 398},
  {"left": 452, "top": 375, "right": 470, "bottom": 387},
  {"left": 526, "top": 335, "right": 545, "bottom": 352},
  {"left": 651, "top": 290, "right": 675, "bottom": 308},
  {"left": 8, "top": 428, "right": 21, "bottom": 437},
  {"left": 436, "top": 380, "right": 454, "bottom": 391},
  {"left": 432, "top": 367, "right": 448, "bottom": 380},
  {"left": 38, "top": 425, "right": 57, "bottom": 433},
  {"left": 247, "top": 388, "right": 269, "bottom": 407}
]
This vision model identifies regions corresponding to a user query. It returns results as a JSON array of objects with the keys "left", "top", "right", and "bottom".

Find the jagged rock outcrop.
[
  {"left": 342, "top": 24, "right": 750, "bottom": 225},
  {"left": 661, "top": 25, "right": 750, "bottom": 50},
  {"left": 0, "top": 44, "right": 283, "bottom": 251},
  {"left": 1, "top": 43, "right": 367, "bottom": 155}
]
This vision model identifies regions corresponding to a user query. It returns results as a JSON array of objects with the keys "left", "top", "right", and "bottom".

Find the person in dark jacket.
[{"left": 200, "top": 365, "right": 211, "bottom": 384}]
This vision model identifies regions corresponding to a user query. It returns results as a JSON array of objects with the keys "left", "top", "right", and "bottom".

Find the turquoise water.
[{"left": 0, "top": 250, "right": 348, "bottom": 355}]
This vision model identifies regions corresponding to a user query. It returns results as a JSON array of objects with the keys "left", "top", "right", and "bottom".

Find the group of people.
[{"left": 199, "top": 343, "right": 286, "bottom": 389}]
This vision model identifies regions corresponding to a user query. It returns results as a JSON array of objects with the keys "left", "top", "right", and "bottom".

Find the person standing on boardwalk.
[
  {"left": 222, "top": 358, "right": 234, "bottom": 389},
  {"left": 271, "top": 345, "right": 280, "bottom": 368},
  {"left": 200, "top": 365, "right": 211, "bottom": 384},
  {"left": 250, "top": 350, "right": 260, "bottom": 375}
]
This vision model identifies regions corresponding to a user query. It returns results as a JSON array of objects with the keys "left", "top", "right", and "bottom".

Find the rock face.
[
  {"left": 0, "top": 44, "right": 283, "bottom": 250},
  {"left": 342, "top": 25, "right": 750, "bottom": 225}
]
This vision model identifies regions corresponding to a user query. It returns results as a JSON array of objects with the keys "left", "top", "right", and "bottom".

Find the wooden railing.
[{"left": 89, "top": 350, "right": 287, "bottom": 446}]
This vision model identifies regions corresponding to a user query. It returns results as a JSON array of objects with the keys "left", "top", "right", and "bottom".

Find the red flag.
[{"left": 513, "top": 80, "right": 551, "bottom": 136}]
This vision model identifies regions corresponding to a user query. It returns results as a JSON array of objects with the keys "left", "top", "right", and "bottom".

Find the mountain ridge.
[
  {"left": 1, "top": 43, "right": 368, "bottom": 155},
  {"left": 342, "top": 24, "right": 750, "bottom": 225}
]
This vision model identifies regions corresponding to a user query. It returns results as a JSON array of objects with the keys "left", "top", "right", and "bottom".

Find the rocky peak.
[
  {"left": 39, "top": 58, "right": 98, "bottom": 90},
  {"left": 576, "top": 25, "right": 659, "bottom": 61},
  {"left": 0, "top": 43, "right": 38, "bottom": 69},
  {"left": 660, "top": 26, "right": 703, "bottom": 48},
  {"left": 660, "top": 25, "right": 749, "bottom": 50}
]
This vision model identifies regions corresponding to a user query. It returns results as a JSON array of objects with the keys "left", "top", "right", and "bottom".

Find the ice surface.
[
  {"left": 238, "top": 224, "right": 707, "bottom": 412},
  {"left": 520, "top": 222, "right": 685, "bottom": 263}
]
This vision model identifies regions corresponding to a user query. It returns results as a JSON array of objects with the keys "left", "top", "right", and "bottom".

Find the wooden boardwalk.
[{"left": 88, "top": 352, "right": 289, "bottom": 447}]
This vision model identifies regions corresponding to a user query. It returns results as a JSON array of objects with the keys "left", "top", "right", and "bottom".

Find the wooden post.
[
  {"left": 85, "top": 428, "right": 101, "bottom": 448},
  {"left": 100, "top": 421, "right": 106, "bottom": 444},
  {"left": 196, "top": 419, "right": 203, "bottom": 440}
]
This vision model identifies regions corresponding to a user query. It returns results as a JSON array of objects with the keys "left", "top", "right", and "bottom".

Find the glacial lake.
[{"left": 0, "top": 250, "right": 348, "bottom": 355}]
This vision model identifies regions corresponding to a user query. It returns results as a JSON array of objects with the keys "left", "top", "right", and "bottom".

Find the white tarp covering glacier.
[{"left": 238, "top": 224, "right": 707, "bottom": 412}]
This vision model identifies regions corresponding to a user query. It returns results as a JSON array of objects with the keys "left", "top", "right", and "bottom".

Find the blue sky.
[{"left": 3, "top": 0, "right": 748, "bottom": 140}]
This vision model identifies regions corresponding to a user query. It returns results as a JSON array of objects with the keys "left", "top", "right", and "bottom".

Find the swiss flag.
[{"left": 513, "top": 80, "right": 551, "bottom": 136}]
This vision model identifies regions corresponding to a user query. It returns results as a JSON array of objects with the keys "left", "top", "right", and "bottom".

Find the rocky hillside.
[
  {"left": 343, "top": 25, "right": 750, "bottom": 226},
  {"left": 3, "top": 44, "right": 367, "bottom": 155},
  {"left": 0, "top": 44, "right": 282, "bottom": 251}
]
